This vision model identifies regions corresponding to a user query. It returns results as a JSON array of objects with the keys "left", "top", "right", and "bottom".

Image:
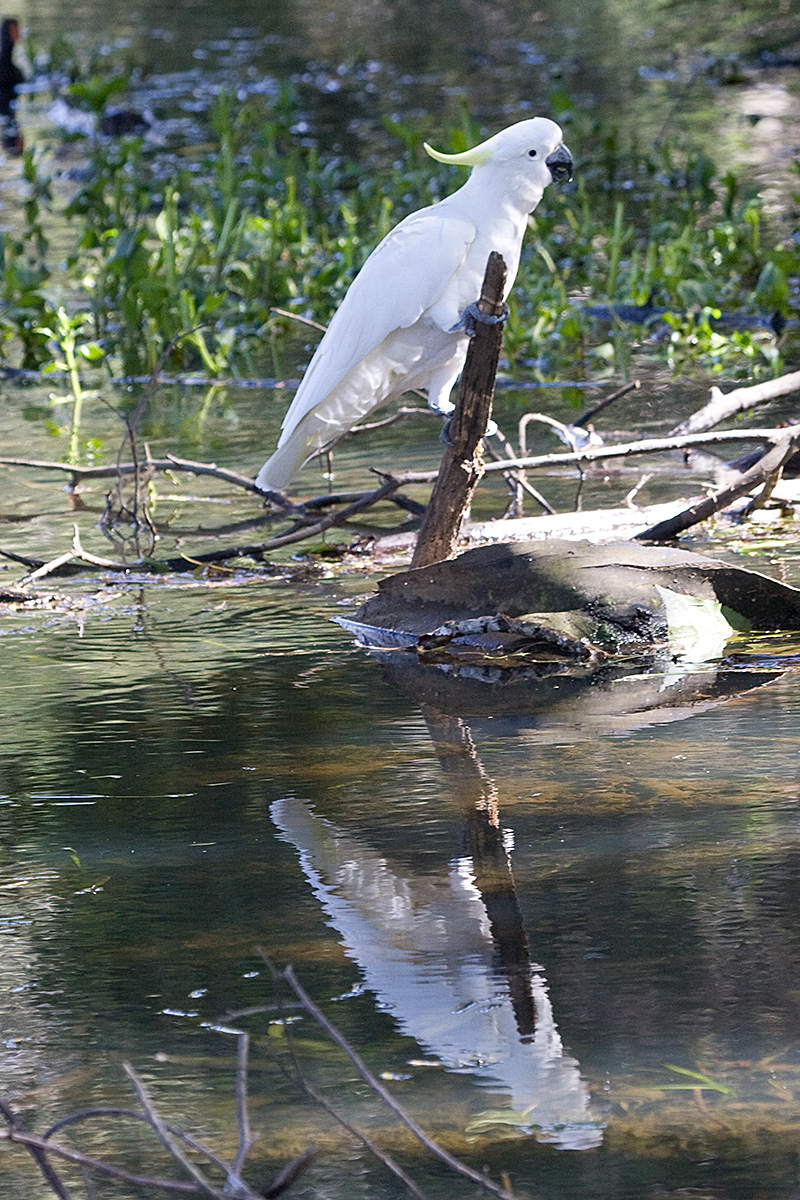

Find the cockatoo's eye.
[{"left": 528, "top": 149, "right": 537, "bottom": 158}]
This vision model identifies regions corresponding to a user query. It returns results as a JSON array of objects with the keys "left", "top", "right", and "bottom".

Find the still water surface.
[
  {"left": 0, "top": 1, "right": 799, "bottom": 1197},
  {"left": 1, "top": 572, "right": 800, "bottom": 1198},
  {"left": 1, "top": 375, "right": 800, "bottom": 1198}
]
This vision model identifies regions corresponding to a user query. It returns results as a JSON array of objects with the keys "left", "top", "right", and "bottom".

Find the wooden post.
[{"left": 411, "top": 251, "right": 507, "bottom": 569}]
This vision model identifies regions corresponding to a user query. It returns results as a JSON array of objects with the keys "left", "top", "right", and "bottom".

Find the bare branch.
[
  {"left": 123, "top": 1062, "right": 255, "bottom": 1200},
  {"left": 1, "top": 426, "right": 796, "bottom": 499},
  {"left": 0, "top": 1127, "right": 201, "bottom": 1194},
  {"left": 1, "top": 477, "right": 405, "bottom": 580},
  {"left": 669, "top": 369, "right": 800, "bottom": 436},
  {"left": 279, "top": 964, "right": 520, "bottom": 1200},
  {"left": 485, "top": 425, "right": 555, "bottom": 516},
  {"left": 348, "top": 405, "right": 431, "bottom": 433},
  {"left": 262, "top": 1148, "right": 318, "bottom": 1199},
  {"left": 0, "top": 454, "right": 275, "bottom": 498},
  {"left": 519, "top": 410, "right": 586, "bottom": 452},
  {"left": 19, "top": 525, "right": 129, "bottom": 584},
  {"left": 0, "top": 547, "right": 42, "bottom": 568},
  {"left": 393, "top": 425, "right": 800, "bottom": 484},
  {"left": 232, "top": 1032, "right": 256, "bottom": 1176},
  {"left": 260, "top": 957, "right": 432, "bottom": 1200},
  {"left": 43, "top": 1107, "right": 241, "bottom": 1181},
  {"left": 223, "top": 477, "right": 404, "bottom": 552},
  {"left": 573, "top": 379, "right": 640, "bottom": 428},
  {"left": 19, "top": 549, "right": 76, "bottom": 585},
  {"left": 269, "top": 306, "right": 328, "bottom": 334},
  {"left": 166, "top": 455, "right": 280, "bottom": 498},
  {"left": 635, "top": 428, "right": 800, "bottom": 541},
  {"left": 286, "top": 1073, "right": 430, "bottom": 1200}
]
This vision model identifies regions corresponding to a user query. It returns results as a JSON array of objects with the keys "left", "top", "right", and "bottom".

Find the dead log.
[
  {"left": 669, "top": 369, "right": 800, "bottom": 436},
  {"left": 410, "top": 252, "right": 507, "bottom": 569},
  {"left": 635, "top": 427, "right": 800, "bottom": 542},
  {"left": 345, "top": 538, "right": 800, "bottom": 644}
]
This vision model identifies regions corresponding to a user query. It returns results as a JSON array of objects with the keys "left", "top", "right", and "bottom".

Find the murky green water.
[{"left": 0, "top": 2, "right": 799, "bottom": 1198}]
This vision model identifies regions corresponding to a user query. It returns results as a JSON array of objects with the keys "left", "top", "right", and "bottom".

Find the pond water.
[
  {"left": 0, "top": 2, "right": 799, "bottom": 1199},
  {"left": 1, "top": 366, "right": 800, "bottom": 1200},
  {"left": 8, "top": 0, "right": 800, "bottom": 169}
]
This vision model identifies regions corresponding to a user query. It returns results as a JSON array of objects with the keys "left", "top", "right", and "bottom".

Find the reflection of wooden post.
[
  {"left": 422, "top": 707, "right": 537, "bottom": 1039},
  {"left": 411, "top": 252, "right": 507, "bottom": 570}
]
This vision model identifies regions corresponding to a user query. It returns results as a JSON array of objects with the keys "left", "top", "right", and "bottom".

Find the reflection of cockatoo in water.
[
  {"left": 270, "top": 798, "right": 604, "bottom": 1149},
  {"left": 255, "top": 118, "right": 573, "bottom": 493}
]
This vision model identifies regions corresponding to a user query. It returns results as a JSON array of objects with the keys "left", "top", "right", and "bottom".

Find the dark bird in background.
[
  {"left": 98, "top": 108, "right": 149, "bottom": 136},
  {"left": 0, "top": 16, "right": 24, "bottom": 155}
]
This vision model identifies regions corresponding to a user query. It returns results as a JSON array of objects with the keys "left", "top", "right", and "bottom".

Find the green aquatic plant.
[
  {"left": 36, "top": 306, "right": 105, "bottom": 463},
  {"left": 67, "top": 72, "right": 129, "bottom": 117},
  {"left": 658, "top": 1063, "right": 737, "bottom": 1095},
  {"left": 1, "top": 42, "right": 797, "bottom": 386}
]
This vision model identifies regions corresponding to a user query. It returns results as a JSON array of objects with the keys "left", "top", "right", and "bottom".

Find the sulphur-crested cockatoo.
[{"left": 255, "top": 118, "right": 573, "bottom": 493}]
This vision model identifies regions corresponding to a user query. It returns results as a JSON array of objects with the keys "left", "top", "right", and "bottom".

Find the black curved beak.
[{"left": 546, "top": 142, "right": 573, "bottom": 183}]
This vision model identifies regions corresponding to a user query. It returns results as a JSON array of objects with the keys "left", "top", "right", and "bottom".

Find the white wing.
[{"left": 277, "top": 203, "right": 477, "bottom": 442}]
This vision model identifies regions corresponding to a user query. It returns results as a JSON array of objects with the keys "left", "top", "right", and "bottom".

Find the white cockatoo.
[{"left": 255, "top": 117, "right": 573, "bottom": 493}]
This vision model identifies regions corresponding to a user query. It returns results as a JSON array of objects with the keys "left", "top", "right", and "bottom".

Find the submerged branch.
[
  {"left": 42, "top": 1108, "right": 242, "bottom": 1182},
  {"left": 123, "top": 1063, "right": 242, "bottom": 1200},
  {"left": 232, "top": 1032, "right": 256, "bottom": 1176},
  {"left": 287, "top": 1074, "right": 429, "bottom": 1200},
  {"left": 280, "top": 963, "right": 520, "bottom": 1200},
  {"left": 0, "top": 1125, "right": 202, "bottom": 1193},
  {"left": 0, "top": 1097, "right": 76, "bottom": 1200}
]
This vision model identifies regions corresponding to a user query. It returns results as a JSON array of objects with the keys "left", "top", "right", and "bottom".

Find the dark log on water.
[{"left": 340, "top": 539, "right": 800, "bottom": 661}]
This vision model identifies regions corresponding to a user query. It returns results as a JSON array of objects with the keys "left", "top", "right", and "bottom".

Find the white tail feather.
[{"left": 255, "top": 423, "right": 316, "bottom": 493}]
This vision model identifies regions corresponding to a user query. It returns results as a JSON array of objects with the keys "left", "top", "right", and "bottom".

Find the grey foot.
[{"left": 450, "top": 301, "right": 510, "bottom": 337}]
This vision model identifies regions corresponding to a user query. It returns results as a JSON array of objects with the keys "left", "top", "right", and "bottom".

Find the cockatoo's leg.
[
  {"left": 430, "top": 314, "right": 503, "bottom": 441},
  {"left": 426, "top": 363, "right": 460, "bottom": 417},
  {"left": 450, "top": 301, "right": 511, "bottom": 337}
]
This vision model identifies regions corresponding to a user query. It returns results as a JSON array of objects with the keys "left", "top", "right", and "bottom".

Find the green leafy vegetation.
[{"left": 2, "top": 41, "right": 798, "bottom": 433}]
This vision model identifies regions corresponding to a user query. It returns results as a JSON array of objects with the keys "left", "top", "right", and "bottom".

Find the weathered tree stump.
[{"left": 411, "top": 251, "right": 507, "bottom": 569}]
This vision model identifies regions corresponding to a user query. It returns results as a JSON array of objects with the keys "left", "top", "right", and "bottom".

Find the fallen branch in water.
[
  {"left": 0, "top": 477, "right": 409, "bottom": 579},
  {"left": 19, "top": 525, "right": 128, "bottom": 584},
  {"left": 635, "top": 427, "right": 800, "bottom": 541},
  {"left": 2, "top": 423, "right": 793, "bottom": 497},
  {"left": 394, "top": 425, "right": 800, "bottom": 483},
  {"left": 258, "top": 960, "right": 432, "bottom": 1200},
  {"left": 274, "top": 959, "right": 521, "bottom": 1200},
  {"left": 160, "top": 476, "right": 405, "bottom": 563},
  {"left": 0, "top": 453, "right": 425, "bottom": 521},
  {"left": 669, "top": 369, "right": 800, "bottom": 436},
  {"left": 0, "top": 453, "right": 271, "bottom": 497},
  {"left": 0, "top": 1033, "right": 311, "bottom": 1199},
  {"left": 1, "top": 420, "right": 798, "bottom": 581}
]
